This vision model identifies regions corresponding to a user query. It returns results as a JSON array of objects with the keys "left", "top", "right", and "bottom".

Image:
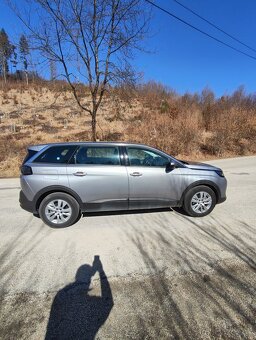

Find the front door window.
[{"left": 127, "top": 147, "right": 169, "bottom": 167}]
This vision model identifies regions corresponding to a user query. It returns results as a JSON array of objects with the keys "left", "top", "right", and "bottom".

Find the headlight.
[{"left": 214, "top": 170, "right": 225, "bottom": 177}]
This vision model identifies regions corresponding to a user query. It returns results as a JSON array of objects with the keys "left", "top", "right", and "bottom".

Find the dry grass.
[
  {"left": 0, "top": 81, "right": 256, "bottom": 177},
  {"left": 124, "top": 84, "right": 256, "bottom": 160}
]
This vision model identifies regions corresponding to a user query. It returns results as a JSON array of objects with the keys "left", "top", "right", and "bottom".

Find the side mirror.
[{"left": 166, "top": 161, "right": 176, "bottom": 172}]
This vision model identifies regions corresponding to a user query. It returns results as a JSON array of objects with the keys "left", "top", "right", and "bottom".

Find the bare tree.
[
  {"left": 10, "top": 0, "right": 149, "bottom": 140},
  {"left": 49, "top": 59, "right": 57, "bottom": 81}
]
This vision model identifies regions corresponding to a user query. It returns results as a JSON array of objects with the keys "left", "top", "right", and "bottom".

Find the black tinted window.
[
  {"left": 34, "top": 145, "right": 77, "bottom": 164},
  {"left": 72, "top": 146, "right": 120, "bottom": 165},
  {"left": 127, "top": 147, "right": 169, "bottom": 167}
]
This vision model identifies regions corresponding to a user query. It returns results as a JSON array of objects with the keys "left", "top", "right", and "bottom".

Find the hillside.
[
  {"left": 0, "top": 82, "right": 142, "bottom": 176},
  {"left": 0, "top": 81, "right": 256, "bottom": 177}
]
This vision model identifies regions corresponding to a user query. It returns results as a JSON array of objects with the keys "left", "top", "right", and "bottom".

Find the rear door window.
[
  {"left": 71, "top": 146, "right": 121, "bottom": 165},
  {"left": 34, "top": 145, "right": 77, "bottom": 164}
]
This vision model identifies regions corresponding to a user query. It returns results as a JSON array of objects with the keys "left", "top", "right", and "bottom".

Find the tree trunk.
[
  {"left": 3, "top": 69, "right": 6, "bottom": 84},
  {"left": 91, "top": 110, "right": 97, "bottom": 141},
  {"left": 25, "top": 71, "right": 28, "bottom": 86},
  {"left": 1, "top": 59, "right": 7, "bottom": 84}
]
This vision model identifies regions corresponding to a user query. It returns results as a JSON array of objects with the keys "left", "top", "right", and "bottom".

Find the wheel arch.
[
  {"left": 35, "top": 185, "right": 83, "bottom": 211},
  {"left": 180, "top": 180, "right": 221, "bottom": 205}
]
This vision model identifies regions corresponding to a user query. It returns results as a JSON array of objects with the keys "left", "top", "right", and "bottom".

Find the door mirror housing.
[{"left": 166, "top": 161, "right": 176, "bottom": 172}]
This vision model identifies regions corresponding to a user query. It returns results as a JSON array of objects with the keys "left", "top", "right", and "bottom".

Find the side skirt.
[{"left": 81, "top": 199, "right": 180, "bottom": 213}]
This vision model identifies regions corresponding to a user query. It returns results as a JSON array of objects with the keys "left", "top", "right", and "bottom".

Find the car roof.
[{"left": 28, "top": 141, "right": 155, "bottom": 150}]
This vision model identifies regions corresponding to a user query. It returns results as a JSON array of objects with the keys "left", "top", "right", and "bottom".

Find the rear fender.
[{"left": 34, "top": 185, "right": 83, "bottom": 211}]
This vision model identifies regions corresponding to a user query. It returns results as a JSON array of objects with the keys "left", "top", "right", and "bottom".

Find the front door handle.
[
  {"left": 73, "top": 171, "right": 87, "bottom": 176},
  {"left": 130, "top": 172, "right": 142, "bottom": 177}
]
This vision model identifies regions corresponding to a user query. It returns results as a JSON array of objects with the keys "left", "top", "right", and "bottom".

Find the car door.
[
  {"left": 125, "top": 146, "right": 182, "bottom": 209},
  {"left": 66, "top": 145, "right": 129, "bottom": 211}
]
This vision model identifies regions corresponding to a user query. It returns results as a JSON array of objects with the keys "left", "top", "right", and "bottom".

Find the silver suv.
[{"left": 20, "top": 142, "right": 227, "bottom": 228}]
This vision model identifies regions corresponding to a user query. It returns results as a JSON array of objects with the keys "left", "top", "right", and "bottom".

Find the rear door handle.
[
  {"left": 130, "top": 172, "right": 142, "bottom": 177},
  {"left": 73, "top": 171, "right": 87, "bottom": 176}
]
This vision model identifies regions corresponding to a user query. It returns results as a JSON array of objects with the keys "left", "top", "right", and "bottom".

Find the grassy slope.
[{"left": 0, "top": 82, "right": 256, "bottom": 177}]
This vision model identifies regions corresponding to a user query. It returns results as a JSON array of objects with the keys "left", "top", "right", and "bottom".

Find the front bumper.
[
  {"left": 217, "top": 196, "right": 227, "bottom": 204},
  {"left": 19, "top": 190, "right": 36, "bottom": 213},
  {"left": 217, "top": 176, "right": 227, "bottom": 204}
]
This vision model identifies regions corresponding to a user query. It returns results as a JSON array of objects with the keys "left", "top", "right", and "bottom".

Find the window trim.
[{"left": 120, "top": 146, "right": 128, "bottom": 166}]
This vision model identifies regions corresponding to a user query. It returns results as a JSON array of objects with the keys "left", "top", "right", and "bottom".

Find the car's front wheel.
[
  {"left": 39, "top": 192, "right": 80, "bottom": 228},
  {"left": 183, "top": 185, "right": 216, "bottom": 217}
]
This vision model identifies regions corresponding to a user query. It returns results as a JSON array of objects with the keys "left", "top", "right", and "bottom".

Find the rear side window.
[
  {"left": 34, "top": 145, "right": 77, "bottom": 164},
  {"left": 22, "top": 150, "right": 38, "bottom": 164},
  {"left": 71, "top": 146, "right": 121, "bottom": 165}
]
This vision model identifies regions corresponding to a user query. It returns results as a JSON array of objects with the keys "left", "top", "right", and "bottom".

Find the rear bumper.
[{"left": 19, "top": 190, "right": 36, "bottom": 213}]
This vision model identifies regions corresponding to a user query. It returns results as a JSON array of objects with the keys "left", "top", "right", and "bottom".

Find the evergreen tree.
[
  {"left": 10, "top": 45, "right": 18, "bottom": 71},
  {"left": 0, "top": 29, "right": 13, "bottom": 83},
  {"left": 19, "top": 34, "right": 29, "bottom": 84}
]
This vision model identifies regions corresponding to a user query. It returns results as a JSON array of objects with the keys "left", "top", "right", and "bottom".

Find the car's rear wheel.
[
  {"left": 39, "top": 192, "right": 80, "bottom": 228},
  {"left": 183, "top": 185, "right": 216, "bottom": 217}
]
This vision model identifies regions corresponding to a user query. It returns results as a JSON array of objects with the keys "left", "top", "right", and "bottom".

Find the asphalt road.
[{"left": 0, "top": 156, "right": 256, "bottom": 339}]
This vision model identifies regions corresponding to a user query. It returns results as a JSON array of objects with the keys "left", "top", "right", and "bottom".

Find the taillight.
[{"left": 20, "top": 165, "right": 33, "bottom": 175}]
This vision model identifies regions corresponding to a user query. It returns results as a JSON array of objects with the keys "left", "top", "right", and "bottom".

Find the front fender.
[{"left": 180, "top": 180, "right": 221, "bottom": 205}]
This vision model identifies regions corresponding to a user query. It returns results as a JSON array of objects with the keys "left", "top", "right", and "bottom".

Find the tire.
[
  {"left": 39, "top": 192, "right": 80, "bottom": 228},
  {"left": 183, "top": 185, "right": 216, "bottom": 217}
]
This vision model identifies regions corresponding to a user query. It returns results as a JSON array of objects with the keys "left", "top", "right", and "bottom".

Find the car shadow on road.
[{"left": 45, "top": 256, "right": 113, "bottom": 340}]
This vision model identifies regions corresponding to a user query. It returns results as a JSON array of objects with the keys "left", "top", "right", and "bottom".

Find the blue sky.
[{"left": 1, "top": 0, "right": 256, "bottom": 96}]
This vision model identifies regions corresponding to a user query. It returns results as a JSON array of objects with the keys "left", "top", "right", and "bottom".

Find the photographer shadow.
[{"left": 45, "top": 256, "right": 113, "bottom": 340}]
